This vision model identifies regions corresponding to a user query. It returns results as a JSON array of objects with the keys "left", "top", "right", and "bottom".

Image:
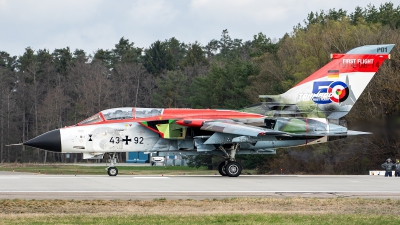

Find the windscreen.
[{"left": 79, "top": 113, "right": 103, "bottom": 125}]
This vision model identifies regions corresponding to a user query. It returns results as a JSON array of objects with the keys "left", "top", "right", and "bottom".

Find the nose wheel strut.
[{"left": 106, "top": 153, "right": 118, "bottom": 176}]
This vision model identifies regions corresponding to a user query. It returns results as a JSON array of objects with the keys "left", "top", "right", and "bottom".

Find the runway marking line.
[
  {"left": 0, "top": 176, "right": 171, "bottom": 179},
  {"left": 1, "top": 191, "right": 400, "bottom": 193}
]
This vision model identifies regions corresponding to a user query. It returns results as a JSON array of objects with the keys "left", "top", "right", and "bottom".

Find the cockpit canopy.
[{"left": 78, "top": 107, "right": 163, "bottom": 125}]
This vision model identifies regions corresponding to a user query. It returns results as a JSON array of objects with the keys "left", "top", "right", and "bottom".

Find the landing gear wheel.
[
  {"left": 225, "top": 161, "right": 242, "bottom": 177},
  {"left": 107, "top": 167, "right": 118, "bottom": 176},
  {"left": 218, "top": 162, "right": 228, "bottom": 176}
]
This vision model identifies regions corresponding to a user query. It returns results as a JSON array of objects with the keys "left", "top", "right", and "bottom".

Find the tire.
[
  {"left": 225, "top": 161, "right": 242, "bottom": 177},
  {"left": 218, "top": 161, "right": 227, "bottom": 176},
  {"left": 107, "top": 167, "right": 118, "bottom": 176}
]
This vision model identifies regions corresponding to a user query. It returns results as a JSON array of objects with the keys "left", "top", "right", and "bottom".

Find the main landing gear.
[
  {"left": 218, "top": 144, "right": 242, "bottom": 177},
  {"left": 106, "top": 153, "right": 118, "bottom": 176}
]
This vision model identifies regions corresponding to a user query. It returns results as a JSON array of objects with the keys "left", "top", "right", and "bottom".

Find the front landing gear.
[
  {"left": 107, "top": 167, "right": 118, "bottom": 176},
  {"left": 218, "top": 144, "right": 242, "bottom": 177},
  {"left": 106, "top": 153, "right": 118, "bottom": 176}
]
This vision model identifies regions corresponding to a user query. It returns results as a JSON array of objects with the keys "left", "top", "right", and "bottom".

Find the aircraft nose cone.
[{"left": 24, "top": 129, "right": 61, "bottom": 152}]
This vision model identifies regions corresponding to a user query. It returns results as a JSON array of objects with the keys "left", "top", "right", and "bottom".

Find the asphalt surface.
[{"left": 0, "top": 171, "right": 399, "bottom": 200}]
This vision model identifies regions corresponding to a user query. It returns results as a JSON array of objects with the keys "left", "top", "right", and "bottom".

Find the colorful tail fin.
[{"left": 256, "top": 44, "right": 394, "bottom": 119}]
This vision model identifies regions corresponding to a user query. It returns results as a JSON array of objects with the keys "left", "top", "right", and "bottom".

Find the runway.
[{"left": 0, "top": 171, "right": 399, "bottom": 200}]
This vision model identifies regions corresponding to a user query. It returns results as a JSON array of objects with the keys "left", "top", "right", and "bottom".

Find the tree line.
[{"left": 0, "top": 2, "right": 399, "bottom": 174}]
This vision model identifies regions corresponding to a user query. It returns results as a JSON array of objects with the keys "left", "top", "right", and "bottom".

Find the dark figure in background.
[
  {"left": 395, "top": 159, "right": 400, "bottom": 177},
  {"left": 381, "top": 158, "right": 395, "bottom": 177}
]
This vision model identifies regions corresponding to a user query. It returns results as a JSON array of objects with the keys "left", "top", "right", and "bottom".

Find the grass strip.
[
  {"left": 1, "top": 198, "right": 400, "bottom": 224},
  {"left": 1, "top": 214, "right": 399, "bottom": 225},
  {"left": 1, "top": 198, "right": 400, "bottom": 215}
]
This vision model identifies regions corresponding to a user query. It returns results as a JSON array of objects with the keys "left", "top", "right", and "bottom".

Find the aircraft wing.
[
  {"left": 200, "top": 121, "right": 285, "bottom": 137},
  {"left": 281, "top": 130, "right": 371, "bottom": 137},
  {"left": 345, "top": 130, "right": 372, "bottom": 135}
]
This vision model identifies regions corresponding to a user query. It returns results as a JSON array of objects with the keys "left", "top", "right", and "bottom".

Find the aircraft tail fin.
[{"left": 256, "top": 44, "right": 394, "bottom": 119}]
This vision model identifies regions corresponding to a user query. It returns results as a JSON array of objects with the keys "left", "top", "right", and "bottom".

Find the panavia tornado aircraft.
[{"left": 17, "top": 44, "right": 394, "bottom": 177}]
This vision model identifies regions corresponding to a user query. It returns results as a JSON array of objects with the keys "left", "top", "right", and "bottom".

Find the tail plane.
[{"left": 247, "top": 44, "right": 394, "bottom": 119}]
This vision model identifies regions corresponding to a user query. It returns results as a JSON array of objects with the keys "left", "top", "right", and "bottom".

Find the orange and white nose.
[{"left": 24, "top": 129, "right": 62, "bottom": 152}]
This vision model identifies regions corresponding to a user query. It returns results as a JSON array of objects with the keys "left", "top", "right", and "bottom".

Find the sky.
[{"left": 0, "top": 0, "right": 395, "bottom": 57}]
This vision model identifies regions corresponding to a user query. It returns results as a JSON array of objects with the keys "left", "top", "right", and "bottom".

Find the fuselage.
[{"left": 24, "top": 107, "right": 336, "bottom": 158}]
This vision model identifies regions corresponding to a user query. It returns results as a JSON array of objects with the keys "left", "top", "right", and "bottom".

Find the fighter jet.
[{"left": 18, "top": 44, "right": 394, "bottom": 177}]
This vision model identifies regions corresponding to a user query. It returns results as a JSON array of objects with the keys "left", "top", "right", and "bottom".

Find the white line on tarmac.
[
  {"left": 0, "top": 191, "right": 400, "bottom": 193},
  {"left": 0, "top": 176, "right": 170, "bottom": 179}
]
